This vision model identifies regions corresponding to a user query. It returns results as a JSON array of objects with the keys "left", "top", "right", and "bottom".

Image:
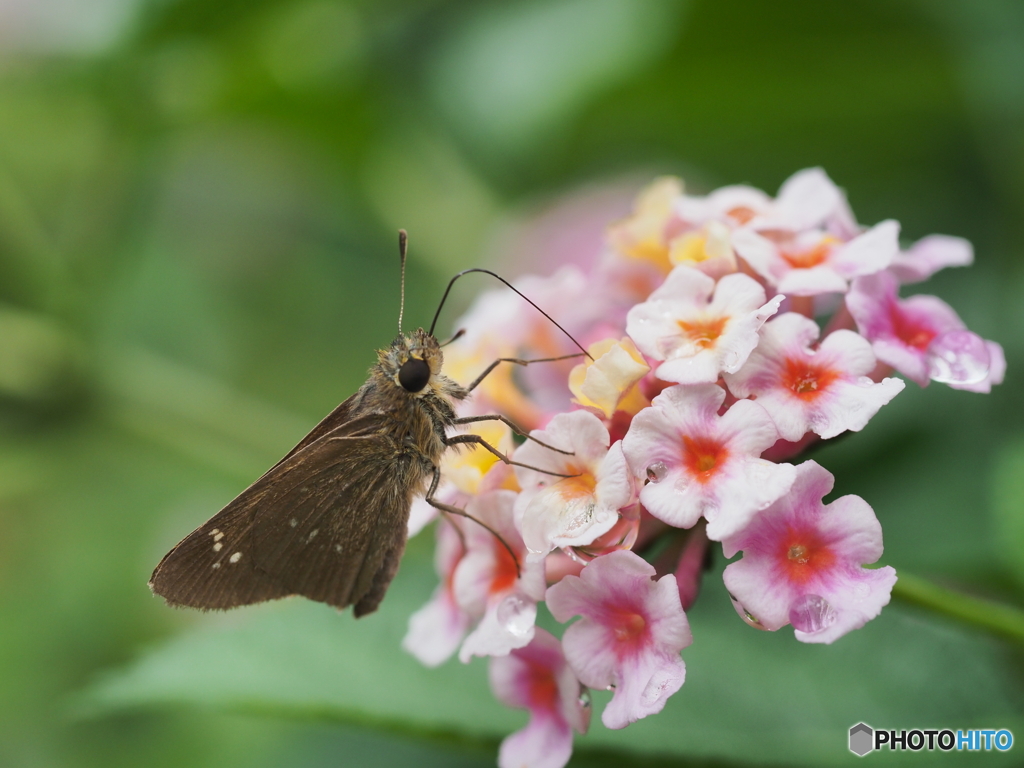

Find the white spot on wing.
[
  {"left": 214, "top": 531, "right": 224, "bottom": 542},
  {"left": 213, "top": 542, "right": 223, "bottom": 552},
  {"left": 289, "top": 518, "right": 298, "bottom": 528},
  {"left": 335, "top": 544, "right": 342, "bottom": 553},
  {"left": 308, "top": 529, "right": 318, "bottom": 541},
  {"left": 229, "top": 552, "right": 242, "bottom": 563},
  {"left": 212, "top": 563, "right": 220, "bottom": 569},
  {"left": 209, "top": 528, "right": 220, "bottom": 536}
]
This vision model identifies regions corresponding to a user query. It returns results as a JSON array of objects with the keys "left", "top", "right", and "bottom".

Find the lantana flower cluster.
[{"left": 402, "top": 169, "right": 1004, "bottom": 768}]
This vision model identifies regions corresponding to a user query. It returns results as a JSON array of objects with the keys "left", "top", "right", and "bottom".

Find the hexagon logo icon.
[{"left": 849, "top": 723, "right": 874, "bottom": 756}]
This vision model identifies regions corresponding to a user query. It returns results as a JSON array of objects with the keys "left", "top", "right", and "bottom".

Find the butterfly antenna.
[
  {"left": 397, "top": 230, "right": 408, "bottom": 334},
  {"left": 428, "top": 268, "right": 593, "bottom": 360}
]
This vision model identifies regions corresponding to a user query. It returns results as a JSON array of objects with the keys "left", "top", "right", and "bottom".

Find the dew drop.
[
  {"left": 568, "top": 507, "right": 641, "bottom": 562},
  {"left": 789, "top": 594, "right": 837, "bottom": 634},
  {"left": 496, "top": 594, "right": 534, "bottom": 638},
  {"left": 927, "top": 330, "right": 989, "bottom": 385},
  {"left": 729, "top": 593, "right": 768, "bottom": 630},
  {"left": 577, "top": 689, "right": 591, "bottom": 710},
  {"left": 560, "top": 500, "right": 596, "bottom": 536},
  {"left": 646, "top": 461, "right": 668, "bottom": 483}
]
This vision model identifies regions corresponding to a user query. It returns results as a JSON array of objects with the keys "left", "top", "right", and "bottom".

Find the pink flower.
[
  {"left": 733, "top": 220, "right": 899, "bottom": 297},
  {"left": 546, "top": 550, "right": 691, "bottom": 729},
  {"left": 888, "top": 234, "right": 973, "bottom": 284},
  {"left": 722, "top": 461, "right": 897, "bottom": 644},
  {"left": 724, "top": 312, "right": 905, "bottom": 441},
  {"left": 626, "top": 266, "right": 782, "bottom": 385},
  {"left": 621, "top": 384, "right": 796, "bottom": 541},
  {"left": 514, "top": 410, "right": 635, "bottom": 557},
  {"left": 676, "top": 183, "right": 772, "bottom": 229},
  {"left": 454, "top": 490, "right": 547, "bottom": 661},
  {"left": 676, "top": 168, "right": 844, "bottom": 233},
  {"left": 489, "top": 629, "right": 590, "bottom": 768},
  {"left": 403, "top": 519, "right": 470, "bottom": 667},
  {"left": 407, "top": 488, "right": 450, "bottom": 538},
  {"left": 846, "top": 271, "right": 1000, "bottom": 388}
]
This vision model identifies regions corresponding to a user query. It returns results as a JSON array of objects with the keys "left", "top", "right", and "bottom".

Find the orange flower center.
[
  {"left": 682, "top": 435, "right": 728, "bottom": 481},
  {"left": 613, "top": 611, "right": 647, "bottom": 642},
  {"left": 889, "top": 304, "right": 936, "bottom": 350},
  {"left": 526, "top": 661, "right": 559, "bottom": 710},
  {"left": 555, "top": 470, "right": 597, "bottom": 500},
  {"left": 779, "top": 529, "right": 835, "bottom": 585},
  {"left": 727, "top": 206, "right": 757, "bottom": 225},
  {"left": 677, "top": 316, "right": 727, "bottom": 349},
  {"left": 489, "top": 539, "right": 519, "bottom": 595},
  {"left": 781, "top": 358, "right": 839, "bottom": 399},
  {"left": 781, "top": 239, "right": 833, "bottom": 269}
]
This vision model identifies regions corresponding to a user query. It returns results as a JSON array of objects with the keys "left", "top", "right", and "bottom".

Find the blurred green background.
[{"left": 2, "top": 0, "right": 1024, "bottom": 766}]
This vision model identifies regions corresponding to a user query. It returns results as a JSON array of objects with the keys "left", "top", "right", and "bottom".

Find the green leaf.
[
  {"left": 992, "top": 439, "right": 1024, "bottom": 590},
  {"left": 81, "top": 535, "right": 1024, "bottom": 766}
]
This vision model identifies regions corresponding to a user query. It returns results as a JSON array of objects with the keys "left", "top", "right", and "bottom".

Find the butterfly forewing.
[
  {"left": 148, "top": 488, "right": 290, "bottom": 610},
  {"left": 151, "top": 399, "right": 424, "bottom": 611}
]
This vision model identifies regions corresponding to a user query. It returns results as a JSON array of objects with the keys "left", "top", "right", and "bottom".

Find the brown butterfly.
[{"left": 149, "top": 232, "right": 584, "bottom": 616}]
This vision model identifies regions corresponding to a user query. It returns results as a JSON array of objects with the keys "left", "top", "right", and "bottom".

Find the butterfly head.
[{"left": 381, "top": 329, "right": 444, "bottom": 396}]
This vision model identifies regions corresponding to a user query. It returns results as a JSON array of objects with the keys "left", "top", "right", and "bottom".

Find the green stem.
[{"left": 892, "top": 571, "right": 1024, "bottom": 646}]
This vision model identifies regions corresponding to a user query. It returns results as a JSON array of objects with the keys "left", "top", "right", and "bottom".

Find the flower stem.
[{"left": 892, "top": 571, "right": 1024, "bottom": 646}]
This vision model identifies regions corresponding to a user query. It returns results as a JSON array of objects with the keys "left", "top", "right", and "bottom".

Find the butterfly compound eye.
[{"left": 398, "top": 357, "right": 431, "bottom": 392}]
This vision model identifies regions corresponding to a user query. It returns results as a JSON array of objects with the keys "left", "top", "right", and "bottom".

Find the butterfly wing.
[
  {"left": 150, "top": 426, "right": 426, "bottom": 613},
  {"left": 250, "top": 432, "right": 421, "bottom": 614},
  {"left": 258, "top": 392, "right": 381, "bottom": 476}
]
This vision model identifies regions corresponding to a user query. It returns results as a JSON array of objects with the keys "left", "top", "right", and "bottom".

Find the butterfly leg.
[
  {"left": 463, "top": 353, "right": 585, "bottom": 393},
  {"left": 424, "top": 466, "right": 520, "bottom": 576},
  {"left": 453, "top": 413, "right": 572, "bottom": 455},
  {"left": 444, "top": 433, "right": 577, "bottom": 478}
]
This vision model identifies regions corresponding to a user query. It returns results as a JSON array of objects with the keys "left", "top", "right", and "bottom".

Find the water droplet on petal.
[
  {"left": 577, "top": 688, "right": 591, "bottom": 710},
  {"left": 789, "top": 594, "right": 837, "bottom": 634},
  {"left": 560, "top": 499, "right": 596, "bottom": 536},
  {"left": 496, "top": 594, "right": 534, "bottom": 638},
  {"left": 729, "top": 593, "right": 768, "bottom": 630},
  {"left": 927, "top": 330, "right": 989, "bottom": 385},
  {"left": 568, "top": 506, "right": 641, "bottom": 562},
  {"left": 646, "top": 461, "right": 668, "bottom": 483}
]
